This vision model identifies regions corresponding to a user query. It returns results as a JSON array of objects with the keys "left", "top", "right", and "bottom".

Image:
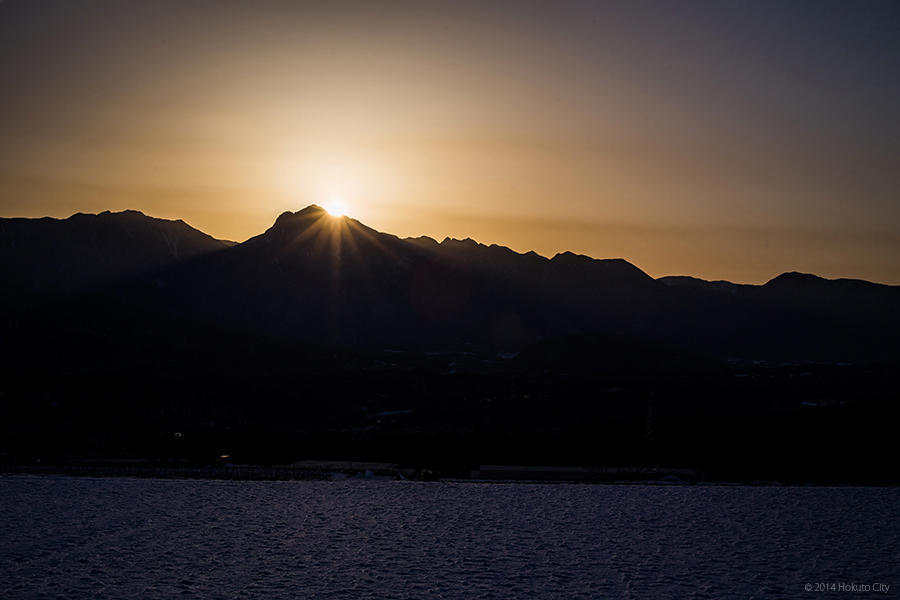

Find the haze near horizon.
[{"left": 1, "top": 0, "right": 899, "bottom": 284}]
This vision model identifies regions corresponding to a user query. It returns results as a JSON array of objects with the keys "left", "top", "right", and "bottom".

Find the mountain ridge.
[
  {"left": 7, "top": 206, "right": 898, "bottom": 288},
  {"left": 2, "top": 206, "right": 898, "bottom": 370}
]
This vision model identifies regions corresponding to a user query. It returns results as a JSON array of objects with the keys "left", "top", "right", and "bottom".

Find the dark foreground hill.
[{"left": 1, "top": 206, "right": 898, "bottom": 482}]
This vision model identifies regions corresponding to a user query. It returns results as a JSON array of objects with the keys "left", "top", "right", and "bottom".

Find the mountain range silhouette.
[
  {"left": 3, "top": 206, "right": 899, "bottom": 481},
  {"left": 2, "top": 206, "right": 898, "bottom": 375}
]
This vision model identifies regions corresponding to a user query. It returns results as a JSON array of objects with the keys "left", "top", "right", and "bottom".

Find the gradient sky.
[{"left": 1, "top": 0, "right": 899, "bottom": 283}]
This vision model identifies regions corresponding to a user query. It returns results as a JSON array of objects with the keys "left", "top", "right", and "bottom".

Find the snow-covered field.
[{"left": 1, "top": 476, "right": 897, "bottom": 599}]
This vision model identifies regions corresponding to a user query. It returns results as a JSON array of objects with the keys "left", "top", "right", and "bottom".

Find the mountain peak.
[
  {"left": 275, "top": 205, "right": 327, "bottom": 223},
  {"left": 764, "top": 272, "right": 825, "bottom": 287},
  {"left": 551, "top": 251, "right": 593, "bottom": 263},
  {"left": 68, "top": 209, "right": 148, "bottom": 222},
  {"left": 298, "top": 204, "right": 328, "bottom": 215},
  {"left": 271, "top": 205, "right": 329, "bottom": 229},
  {"left": 440, "top": 237, "right": 480, "bottom": 248},
  {"left": 405, "top": 235, "right": 439, "bottom": 247}
]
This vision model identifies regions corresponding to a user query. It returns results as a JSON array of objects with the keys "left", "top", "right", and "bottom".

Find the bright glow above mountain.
[{"left": 324, "top": 198, "right": 347, "bottom": 217}]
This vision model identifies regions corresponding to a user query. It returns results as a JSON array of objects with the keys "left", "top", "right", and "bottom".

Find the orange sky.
[{"left": 1, "top": 1, "right": 898, "bottom": 283}]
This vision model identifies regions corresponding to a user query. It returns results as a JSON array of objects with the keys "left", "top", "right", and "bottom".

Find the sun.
[{"left": 323, "top": 197, "right": 347, "bottom": 217}]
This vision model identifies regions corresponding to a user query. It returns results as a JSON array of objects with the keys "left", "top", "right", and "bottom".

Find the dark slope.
[{"left": 0, "top": 210, "right": 233, "bottom": 311}]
